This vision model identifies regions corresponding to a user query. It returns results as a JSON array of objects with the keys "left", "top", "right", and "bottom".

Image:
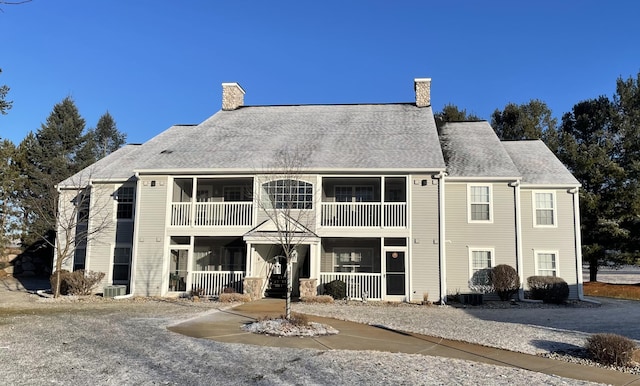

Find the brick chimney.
[
  {"left": 414, "top": 78, "right": 431, "bottom": 107},
  {"left": 221, "top": 82, "right": 245, "bottom": 111}
]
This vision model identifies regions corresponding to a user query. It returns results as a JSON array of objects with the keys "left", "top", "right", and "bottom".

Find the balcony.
[
  {"left": 320, "top": 202, "right": 406, "bottom": 227},
  {"left": 170, "top": 202, "right": 253, "bottom": 227}
]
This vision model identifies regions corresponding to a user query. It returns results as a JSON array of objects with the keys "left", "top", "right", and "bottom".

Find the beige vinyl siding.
[
  {"left": 133, "top": 176, "right": 168, "bottom": 296},
  {"left": 520, "top": 189, "right": 579, "bottom": 298},
  {"left": 55, "top": 189, "right": 83, "bottom": 271},
  {"left": 409, "top": 175, "right": 441, "bottom": 303},
  {"left": 444, "top": 182, "right": 517, "bottom": 295}
]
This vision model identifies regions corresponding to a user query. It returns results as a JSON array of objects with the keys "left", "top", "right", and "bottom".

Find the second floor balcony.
[{"left": 168, "top": 176, "right": 408, "bottom": 228}]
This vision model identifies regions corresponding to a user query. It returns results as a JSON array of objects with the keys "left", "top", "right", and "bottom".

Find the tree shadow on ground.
[{"left": 530, "top": 339, "right": 587, "bottom": 357}]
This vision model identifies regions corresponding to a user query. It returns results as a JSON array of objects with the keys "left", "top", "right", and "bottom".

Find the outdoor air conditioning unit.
[{"left": 103, "top": 285, "right": 127, "bottom": 298}]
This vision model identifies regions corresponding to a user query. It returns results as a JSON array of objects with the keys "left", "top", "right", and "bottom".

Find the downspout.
[
  {"left": 129, "top": 172, "right": 141, "bottom": 296},
  {"left": 570, "top": 187, "right": 585, "bottom": 300},
  {"left": 433, "top": 171, "right": 447, "bottom": 304},
  {"left": 509, "top": 180, "right": 524, "bottom": 300}
]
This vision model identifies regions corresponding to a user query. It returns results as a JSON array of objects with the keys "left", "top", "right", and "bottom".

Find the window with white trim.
[
  {"left": 116, "top": 186, "right": 135, "bottom": 219},
  {"left": 112, "top": 247, "right": 132, "bottom": 283},
  {"left": 534, "top": 191, "right": 556, "bottom": 227},
  {"left": 468, "top": 185, "right": 492, "bottom": 222},
  {"left": 262, "top": 179, "right": 313, "bottom": 209},
  {"left": 469, "top": 249, "right": 494, "bottom": 276},
  {"left": 536, "top": 251, "right": 558, "bottom": 277}
]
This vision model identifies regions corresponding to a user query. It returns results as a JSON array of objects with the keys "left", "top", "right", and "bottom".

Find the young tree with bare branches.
[{"left": 255, "top": 147, "right": 316, "bottom": 319}]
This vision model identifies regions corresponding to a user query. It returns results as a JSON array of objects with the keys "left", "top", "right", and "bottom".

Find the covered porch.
[{"left": 320, "top": 177, "right": 408, "bottom": 228}]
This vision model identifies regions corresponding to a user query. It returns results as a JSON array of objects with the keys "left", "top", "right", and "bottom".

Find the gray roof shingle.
[
  {"left": 62, "top": 103, "right": 447, "bottom": 186},
  {"left": 502, "top": 140, "right": 580, "bottom": 186},
  {"left": 439, "top": 121, "right": 520, "bottom": 178},
  {"left": 134, "top": 104, "right": 446, "bottom": 172}
]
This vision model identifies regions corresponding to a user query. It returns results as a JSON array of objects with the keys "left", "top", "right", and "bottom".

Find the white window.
[
  {"left": 262, "top": 179, "right": 313, "bottom": 209},
  {"left": 469, "top": 248, "right": 494, "bottom": 276},
  {"left": 333, "top": 248, "right": 373, "bottom": 273},
  {"left": 116, "top": 186, "right": 135, "bottom": 219},
  {"left": 534, "top": 191, "right": 556, "bottom": 227},
  {"left": 112, "top": 247, "right": 132, "bottom": 283},
  {"left": 468, "top": 185, "right": 492, "bottom": 222},
  {"left": 535, "top": 251, "right": 558, "bottom": 277}
]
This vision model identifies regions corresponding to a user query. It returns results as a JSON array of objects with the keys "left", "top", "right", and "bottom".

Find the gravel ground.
[{"left": 0, "top": 277, "right": 604, "bottom": 385}]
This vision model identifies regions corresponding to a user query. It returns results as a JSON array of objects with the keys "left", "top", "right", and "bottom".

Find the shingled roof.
[
  {"left": 134, "top": 104, "right": 445, "bottom": 172},
  {"left": 502, "top": 140, "right": 580, "bottom": 186},
  {"left": 438, "top": 121, "right": 520, "bottom": 178}
]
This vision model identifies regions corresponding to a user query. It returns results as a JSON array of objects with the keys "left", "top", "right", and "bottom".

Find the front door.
[{"left": 385, "top": 250, "right": 406, "bottom": 296}]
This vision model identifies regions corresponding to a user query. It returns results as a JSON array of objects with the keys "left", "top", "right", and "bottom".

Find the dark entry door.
[{"left": 385, "top": 251, "right": 405, "bottom": 296}]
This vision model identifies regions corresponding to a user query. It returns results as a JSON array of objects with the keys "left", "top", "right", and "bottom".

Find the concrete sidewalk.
[{"left": 169, "top": 299, "right": 640, "bottom": 385}]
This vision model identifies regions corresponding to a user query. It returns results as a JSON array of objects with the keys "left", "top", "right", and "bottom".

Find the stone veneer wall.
[
  {"left": 299, "top": 278, "right": 317, "bottom": 298},
  {"left": 243, "top": 277, "right": 263, "bottom": 300}
]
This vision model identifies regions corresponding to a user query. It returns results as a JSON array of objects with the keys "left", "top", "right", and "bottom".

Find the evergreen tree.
[
  {"left": 0, "top": 139, "right": 19, "bottom": 256},
  {"left": 18, "top": 97, "right": 94, "bottom": 246},
  {"left": 90, "top": 111, "right": 126, "bottom": 159},
  {"left": 434, "top": 103, "right": 482, "bottom": 129},
  {"left": 491, "top": 100, "right": 557, "bottom": 141},
  {"left": 0, "top": 68, "right": 12, "bottom": 116},
  {"left": 555, "top": 96, "right": 628, "bottom": 281}
]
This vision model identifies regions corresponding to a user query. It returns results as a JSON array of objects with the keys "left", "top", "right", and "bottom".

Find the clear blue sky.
[{"left": 1, "top": 0, "right": 639, "bottom": 146}]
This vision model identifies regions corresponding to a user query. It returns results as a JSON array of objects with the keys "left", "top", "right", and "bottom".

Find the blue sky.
[{"left": 1, "top": 0, "right": 638, "bottom": 146}]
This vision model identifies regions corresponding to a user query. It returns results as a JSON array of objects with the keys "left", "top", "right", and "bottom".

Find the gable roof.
[
  {"left": 439, "top": 121, "right": 520, "bottom": 178},
  {"left": 58, "top": 144, "right": 143, "bottom": 188},
  {"left": 502, "top": 140, "right": 580, "bottom": 186},
  {"left": 60, "top": 103, "right": 446, "bottom": 186},
  {"left": 134, "top": 104, "right": 445, "bottom": 173}
]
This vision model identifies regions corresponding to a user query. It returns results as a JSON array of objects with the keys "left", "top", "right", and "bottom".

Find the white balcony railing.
[
  {"left": 190, "top": 271, "right": 244, "bottom": 296},
  {"left": 170, "top": 202, "right": 253, "bottom": 227},
  {"left": 320, "top": 202, "right": 406, "bottom": 227},
  {"left": 319, "top": 272, "right": 382, "bottom": 300}
]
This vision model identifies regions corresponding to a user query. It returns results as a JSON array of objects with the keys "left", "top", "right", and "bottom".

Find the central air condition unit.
[{"left": 103, "top": 285, "right": 127, "bottom": 298}]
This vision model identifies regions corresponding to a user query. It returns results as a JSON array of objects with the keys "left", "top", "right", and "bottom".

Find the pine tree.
[{"left": 90, "top": 111, "right": 126, "bottom": 159}]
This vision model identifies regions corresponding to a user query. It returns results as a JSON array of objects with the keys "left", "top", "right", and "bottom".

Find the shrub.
[
  {"left": 300, "top": 295, "right": 334, "bottom": 303},
  {"left": 324, "top": 280, "right": 346, "bottom": 300},
  {"left": 218, "top": 293, "right": 251, "bottom": 303},
  {"left": 222, "top": 287, "right": 237, "bottom": 294},
  {"left": 527, "top": 276, "right": 569, "bottom": 304},
  {"left": 191, "top": 287, "right": 205, "bottom": 297},
  {"left": 65, "top": 270, "right": 106, "bottom": 295},
  {"left": 286, "top": 312, "right": 309, "bottom": 326},
  {"left": 491, "top": 264, "right": 520, "bottom": 301},
  {"left": 50, "top": 270, "right": 72, "bottom": 295},
  {"left": 586, "top": 333, "right": 636, "bottom": 366},
  {"left": 468, "top": 268, "right": 493, "bottom": 294}
]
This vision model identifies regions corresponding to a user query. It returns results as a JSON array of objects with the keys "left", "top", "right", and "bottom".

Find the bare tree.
[
  {"left": 255, "top": 147, "right": 317, "bottom": 319},
  {"left": 28, "top": 170, "right": 114, "bottom": 297}
]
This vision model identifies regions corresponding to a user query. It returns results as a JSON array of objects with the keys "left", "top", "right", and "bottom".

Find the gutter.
[
  {"left": 570, "top": 187, "right": 585, "bottom": 301},
  {"left": 433, "top": 171, "right": 448, "bottom": 304},
  {"left": 508, "top": 180, "right": 525, "bottom": 300}
]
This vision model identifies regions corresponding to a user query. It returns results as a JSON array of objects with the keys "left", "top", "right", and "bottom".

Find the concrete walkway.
[{"left": 169, "top": 299, "right": 640, "bottom": 385}]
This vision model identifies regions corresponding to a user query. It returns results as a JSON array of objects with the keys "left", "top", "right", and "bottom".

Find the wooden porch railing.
[
  {"left": 319, "top": 272, "right": 382, "bottom": 300},
  {"left": 170, "top": 202, "right": 253, "bottom": 227},
  {"left": 320, "top": 202, "right": 406, "bottom": 227},
  {"left": 190, "top": 271, "right": 244, "bottom": 297}
]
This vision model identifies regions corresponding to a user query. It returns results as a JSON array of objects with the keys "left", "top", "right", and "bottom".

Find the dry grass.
[
  {"left": 300, "top": 295, "right": 334, "bottom": 303},
  {"left": 218, "top": 292, "right": 251, "bottom": 303},
  {"left": 584, "top": 281, "right": 640, "bottom": 300}
]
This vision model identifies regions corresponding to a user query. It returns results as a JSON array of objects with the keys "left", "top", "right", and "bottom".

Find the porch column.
[
  {"left": 246, "top": 242, "right": 253, "bottom": 277},
  {"left": 381, "top": 176, "right": 385, "bottom": 227}
]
